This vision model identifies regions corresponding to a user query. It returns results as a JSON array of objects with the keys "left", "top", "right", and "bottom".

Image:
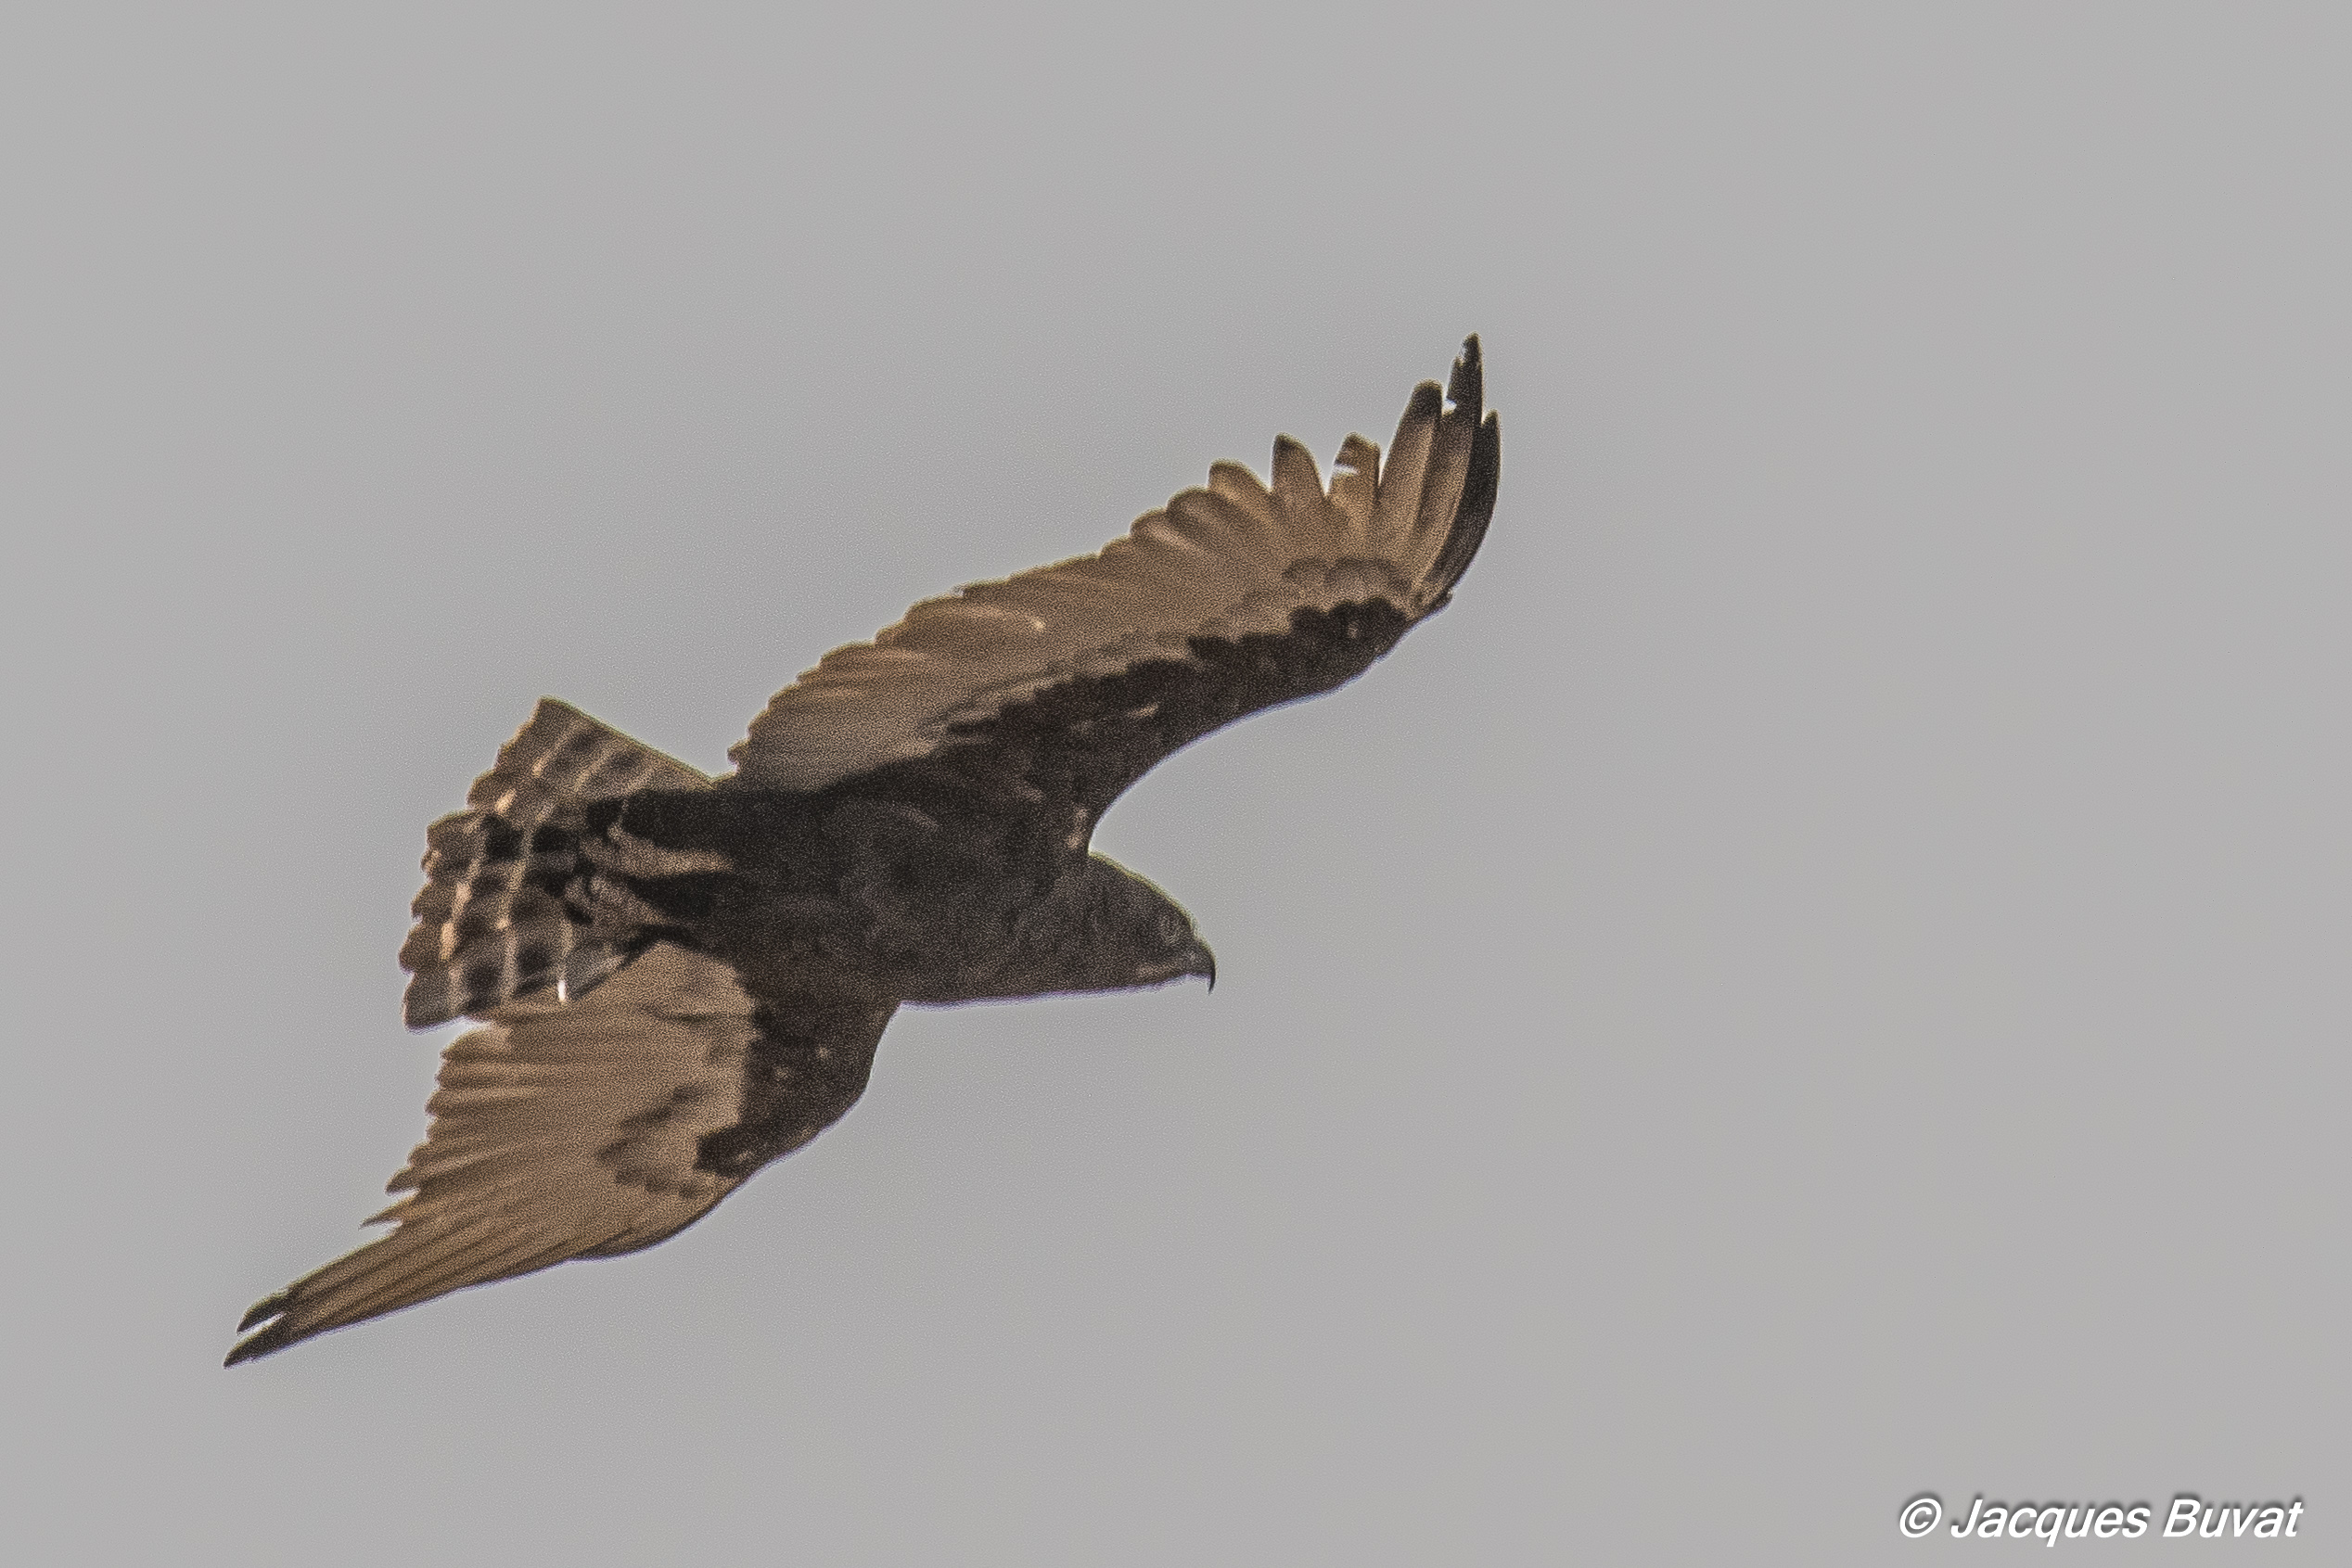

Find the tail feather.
[{"left": 400, "top": 699, "right": 710, "bottom": 1027}]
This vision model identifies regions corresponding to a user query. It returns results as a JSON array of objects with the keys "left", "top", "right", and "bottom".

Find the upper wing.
[
  {"left": 227, "top": 943, "right": 895, "bottom": 1364},
  {"left": 729, "top": 337, "right": 1499, "bottom": 809}
]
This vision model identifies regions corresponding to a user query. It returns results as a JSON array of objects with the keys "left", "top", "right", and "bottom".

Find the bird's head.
[
  {"left": 1131, "top": 898, "right": 1217, "bottom": 990},
  {"left": 1081, "top": 856, "right": 1216, "bottom": 993}
]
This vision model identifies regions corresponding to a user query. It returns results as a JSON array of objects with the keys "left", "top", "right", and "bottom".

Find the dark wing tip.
[
  {"left": 226, "top": 1284, "right": 317, "bottom": 1365},
  {"left": 1399, "top": 378, "right": 1444, "bottom": 431},
  {"left": 236, "top": 1290, "right": 289, "bottom": 1335},
  {"left": 1448, "top": 335, "right": 1483, "bottom": 414},
  {"left": 1426, "top": 337, "right": 1499, "bottom": 598},
  {"left": 224, "top": 1309, "right": 296, "bottom": 1367}
]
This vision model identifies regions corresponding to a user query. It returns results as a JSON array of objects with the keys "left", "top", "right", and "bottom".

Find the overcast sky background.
[{"left": 4, "top": 4, "right": 2343, "bottom": 1562}]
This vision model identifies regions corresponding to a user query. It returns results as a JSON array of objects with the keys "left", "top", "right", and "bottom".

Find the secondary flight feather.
[{"left": 228, "top": 337, "right": 1501, "bottom": 1365}]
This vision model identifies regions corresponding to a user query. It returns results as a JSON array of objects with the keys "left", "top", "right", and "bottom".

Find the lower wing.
[{"left": 229, "top": 942, "right": 894, "bottom": 1364}]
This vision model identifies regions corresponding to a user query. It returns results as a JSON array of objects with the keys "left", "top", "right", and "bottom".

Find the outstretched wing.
[
  {"left": 227, "top": 943, "right": 895, "bottom": 1364},
  {"left": 730, "top": 337, "right": 1499, "bottom": 812}
]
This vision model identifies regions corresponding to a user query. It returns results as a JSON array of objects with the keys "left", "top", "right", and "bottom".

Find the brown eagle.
[{"left": 228, "top": 338, "right": 1500, "bottom": 1364}]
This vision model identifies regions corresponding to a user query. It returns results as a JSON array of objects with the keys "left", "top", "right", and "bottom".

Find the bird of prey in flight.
[{"left": 228, "top": 337, "right": 1500, "bottom": 1365}]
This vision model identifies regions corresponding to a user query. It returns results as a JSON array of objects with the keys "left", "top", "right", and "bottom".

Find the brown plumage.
[{"left": 228, "top": 337, "right": 1500, "bottom": 1365}]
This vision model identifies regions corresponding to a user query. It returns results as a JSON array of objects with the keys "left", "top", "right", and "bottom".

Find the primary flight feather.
[{"left": 228, "top": 337, "right": 1501, "bottom": 1365}]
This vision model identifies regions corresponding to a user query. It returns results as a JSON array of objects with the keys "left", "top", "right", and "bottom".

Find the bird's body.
[{"left": 229, "top": 338, "right": 1499, "bottom": 1365}]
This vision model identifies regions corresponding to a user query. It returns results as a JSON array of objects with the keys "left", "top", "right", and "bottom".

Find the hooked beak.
[{"left": 1138, "top": 938, "right": 1217, "bottom": 990}]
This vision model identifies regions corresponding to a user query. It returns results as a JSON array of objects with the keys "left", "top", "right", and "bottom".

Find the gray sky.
[{"left": 4, "top": 3, "right": 2343, "bottom": 1562}]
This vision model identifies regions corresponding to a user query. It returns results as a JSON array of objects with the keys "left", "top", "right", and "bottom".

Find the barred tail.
[{"left": 399, "top": 699, "right": 711, "bottom": 1027}]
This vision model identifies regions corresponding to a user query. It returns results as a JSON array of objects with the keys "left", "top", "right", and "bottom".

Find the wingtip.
[
  {"left": 1400, "top": 379, "right": 1444, "bottom": 427},
  {"left": 224, "top": 1285, "right": 298, "bottom": 1366},
  {"left": 236, "top": 1294, "right": 284, "bottom": 1334},
  {"left": 1450, "top": 335, "right": 1483, "bottom": 413},
  {"left": 1424, "top": 335, "right": 1498, "bottom": 595},
  {"left": 224, "top": 1319, "right": 287, "bottom": 1368}
]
